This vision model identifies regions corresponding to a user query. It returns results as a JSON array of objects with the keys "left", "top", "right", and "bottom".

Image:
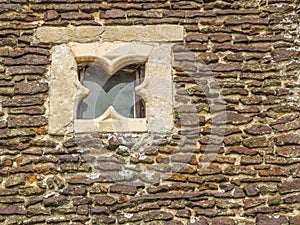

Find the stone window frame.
[{"left": 36, "top": 25, "right": 184, "bottom": 135}]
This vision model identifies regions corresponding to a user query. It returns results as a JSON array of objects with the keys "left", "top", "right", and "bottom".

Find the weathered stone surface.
[
  {"left": 243, "top": 137, "right": 270, "bottom": 148},
  {"left": 265, "top": 155, "right": 299, "bottom": 165},
  {"left": 14, "top": 81, "right": 48, "bottom": 95},
  {"left": 102, "top": 25, "right": 184, "bottom": 42},
  {"left": 177, "top": 114, "right": 204, "bottom": 126},
  {"left": 272, "top": 120, "right": 300, "bottom": 133},
  {"left": 7, "top": 66, "right": 46, "bottom": 75},
  {"left": 171, "top": 154, "right": 198, "bottom": 165},
  {"left": 279, "top": 179, "right": 300, "bottom": 194},
  {"left": 90, "top": 206, "right": 109, "bottom": 215},
  {"left": 277, "top": 146, "right": 300, "bottom": 157},
  {"left": 46, "top": 216, "right": 69, "bottom": 223},
  {"left": 225, "top": 146, "right": 258, "bottom": 155},
  {"left": 213, "top": 44, "right": 271, "bottom": 53},
  {"left": 5, "top": 174, "right": 26, "bottom": 187},
  {"left": 215, "top": 200, "right": 241, "bottom": 208},
  {"left": 0, "top": 47, "right": 9, "bottom": 56},
  {"left": 67, "top": 175, "right": 106, "bottom": 185},
  {"left": 244, "top": 184, "right": 259, "bottom": 196},
  {"left": 9, "top": 47, "right": 49, "bottom": 58},
  {"left": 165, "top": 220, "right": 184, "bottom": 225},
  {"left": 210, "top": 63, "right": 242, "bottom": 72},
  {"left": 35, "top": 26, "right": 105, "bottom": 44},
  {"left": 44, "top": 10, "right": 59, "bottom": 21},
  {"left": 213, "top": 112, "right": 252, "bottom": 125},
  {"left": 0, "top": 197, "right": 24, "bottom": 204},
  {"left": 95, "top": 162, "right": 122, "bottom": 171},
  {"left": 109, "top": 184, "right": 137, "bottom": 195},
  {"left": 211, "top": 217, "right": 235, "bottom": 225},
  {"left": 198, "top": 165, "right": 222, "bottom": 175},
  {"left": 60, "top": 186, "right": 86, "bottom": 196},
  {"left": 256, "top": 214, "right": 288, "bottom": 225},
  {"left": 95, "top": 196, "right": 116, "bottom": 206},
  {"left": 27, "top": 207, "right": 50, "bottom": 216},
  {"left": 245, "top": 205, "right": 290, "bottom": 217},
  {"left": 186, "top": 33, "right": 209, "bottom": 42},
  {"left": 290, "top": 215, "right": 300, "bottom": 225},
  {"left": 224, "top": 17, "right": 269, "bottom": 25},
  {"left": 187, "top": 218, "right": 209, "bottom": 225},
  {"left": 9, "top": 106, "right": 46, "bottom": 115},
  {"left": 0, "top": 188, "right": 18, "bottom": 196},
  {"left": 92, "top": 215, "right": 115, "bottom": 224},
  {"left": 44, "top": 195, "right": 68, "bottom": 207},
  {"left": 72, "top": 197, "right": 92, "bottom": 206},
  {"left": 131, "top": 192, "right": 198, "bottom": 203},
  {"left": 31, "top": 139, "right": 57, "bottom": 148},
  {"left": 172, "top": 163, "right": 197, "bottom": 174},
  {"left": 259, "top": 166, "right": 290, "bottom": 177},
  {"left": 0, "top": 128, "right": 35, "bottom": 139},
  {"left": 225, "top": 53, "right": 245, "bottom": 62},
  {"left": 245, "top": 125, "right": 272, "bottom": 135},
  {"left": 77, "top": 205, "right": 89, "bottom": 215},
  {"left": 224, "top": 166, "right": 256, "bottom": 176},
  {"left": 61, "top": 11, "right": 93, "bottom": 20},
  {"left": 147, "top": 185, "right": 169, "bottom": 194},
  {"left": 210, "top": 34, "right": 232, "bottom": 43},
  {"left": 58, "top": 155, "right": 79, "bottom": 162},
  {"left": 187, "top": 199, "right": 215, "bottom": 209},
  {"left": 8, "top": 115, "right": 47, "bottom": 127},
  {"left": 222, "top": 88, "right": 248, "bottom": 96},
  {"left": 284, "top": 194, "right": 300, "bottom": 203},
  {"left": 142, "top": 210, "right": 173, "bottom": 222},
  {"left": 176, "top": 209, "right": 191, "bottom": 218},
  {"left": 0, "top": 87, "right": 14, "bottom": 96},
  {"left": 275, "top": 134, "right": 300, "bottom": 146},
  {"left": 241, "top": 155, "right": 263, "bottom": 165},
  {"left": 3, "top": 55, "right": 49, "bottom": 66},
  {"left": 48, "top": 45, "right": 78, "bottom": 135},
  {"left": 0, "top": 205, "right": 25, "bottom": 215},
  {"left": 35, "top": 163, "right": 58, "bottom": 174},
  {"left": 23, "top": 216, "right": 46, "bottom": 224},
  {"left": 243, "top": 198, "right": 265, "bottom": 210},
  {"left": 195, "top": 209, "right": 217, "bottom": 217},
  {"left": 2, "top": 96, "right": 44, "bottom": 107},
  {"left": 105, "top": 9, "right": 126, "bottom": 18},
  {"left": 270, "top": 114, "right": 299, "bottom": 126},
  {"left": 272, "top": 49, "right": 300, "bottom": 61},
  {"left": 117, "top": 213, "right": 142, "bottom": 223}
]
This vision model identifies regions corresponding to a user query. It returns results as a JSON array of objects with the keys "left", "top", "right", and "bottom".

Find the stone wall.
[{"left": 0, "top": 0, "right": 300, "bottom": 224}]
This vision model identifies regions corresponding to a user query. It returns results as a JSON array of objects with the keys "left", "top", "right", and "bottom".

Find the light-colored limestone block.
[
  {"left": 48, "top": 45, "right": 88, "bottom": 135},
  {"left": 102, "top": 25, "right": 184, "bottom": 42},
  {"left": 35, "top": 26, "right": 105, "bottom": 44},
  {"left": 136, "top": 62, "right": 174, "bottom": 133},
  {"left": 35, "top": 25, "right": 184, "bottom": 44}
]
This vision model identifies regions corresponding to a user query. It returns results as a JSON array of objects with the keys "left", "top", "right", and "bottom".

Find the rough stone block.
[
  {"left": 35, "top": 26, "right": 105, "bottom": 44},
  {"left": 102, "top": 25, "right": 184, "bottom": 42}
]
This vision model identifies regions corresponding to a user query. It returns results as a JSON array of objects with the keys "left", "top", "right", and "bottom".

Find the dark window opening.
[{"left": 77, "top": 61, "right": 145, "bottom": 119}]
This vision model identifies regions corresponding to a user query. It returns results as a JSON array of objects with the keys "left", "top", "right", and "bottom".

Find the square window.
[{"left": 48, "top": 42, "right": 174, "bottom": 134}]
